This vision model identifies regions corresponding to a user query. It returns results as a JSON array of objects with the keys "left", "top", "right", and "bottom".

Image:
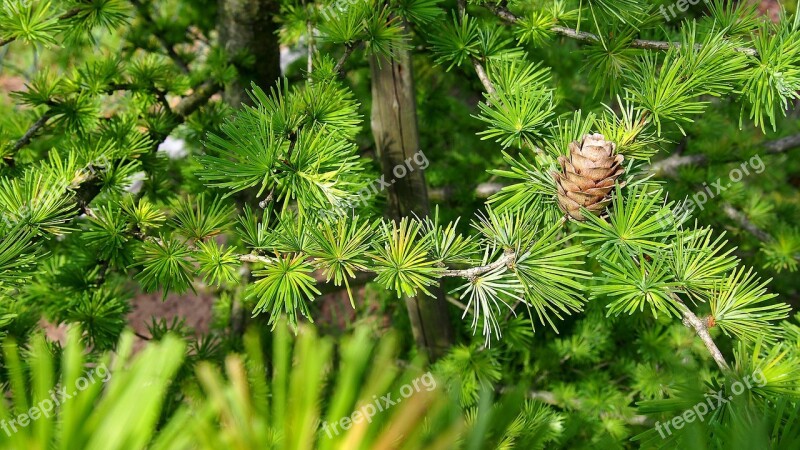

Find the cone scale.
[{"left": 551, "top": 133, "right": 624, "bottom": 221}]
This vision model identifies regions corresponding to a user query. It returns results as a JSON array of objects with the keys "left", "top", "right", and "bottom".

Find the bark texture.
[{"left": 217, "top": 0, "right": 281, "bottom": 107}]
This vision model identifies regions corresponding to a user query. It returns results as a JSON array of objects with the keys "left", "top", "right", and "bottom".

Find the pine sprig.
[
  {"left": 134, "top": 236, "right": 195, "bottom": 298},
  {"left": 194, "top": 240, "right": 240, "bottom": 287},
  {"left": 515, "top": 224, "right": 591, "bottom": 331},
  {"left": 579, "top": 186, "right": 673, "bottom": 260},
  {"left": 248, "top": 254, "right": 320, "bottom": 329},
  {"left": 369, "top": 218, "right": 442, "bottom": 298},
  {"left": 593, "top": 252, "right": 682, "bottom": 319},
  {"left": 453, "top": 246, "right": 523, "bottom": 345},
  {"left": 171, "top": 195, "right": 233, "bottom": 241},
  {"left": 308, "top": 215, "right": 374, "bottom": 306},
  {"left": 709, "top": 267, "right": 791, "bottom": 343}
]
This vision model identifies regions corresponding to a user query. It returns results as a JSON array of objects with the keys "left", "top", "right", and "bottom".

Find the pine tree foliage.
[
  {"left": 0, "top": 325, "right": 568, "bottom": 449},
  {"left": 1, "top": 0, "right": 800, "bottom": 448}
]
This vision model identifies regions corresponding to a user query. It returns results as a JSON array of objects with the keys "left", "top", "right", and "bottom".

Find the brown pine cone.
[{"left": 551, "top": 133, "right": 624, "bottom": 221}]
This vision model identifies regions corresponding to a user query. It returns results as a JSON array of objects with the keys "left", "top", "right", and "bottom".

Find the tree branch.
[
  {"left": 458, "top": 0, "right": 498, "bottom": 96},
  {"left": 649, "top": 133, "right": 800, "bottom": 176},
  {"left": 471, "top": 56, "right": 497, "bottom": 97},
  {"left": 672, "top": 294, "right": 730, "bottom": 372},
  {"left": 722, "top": 203, "right": 772, "bottom": 242},
  {"left": 334, "top": 43, "right": 356, "bottom": 77},
  {"left": 485, "top": 3, "right": 758, "bottom": 57},
  {"left": 0, "top": 7, "right": 81, "bottom": 47},
  {"left": 173, "top": 80, "right": 221, "bottom": 120},
  {"left": 9, "top": 111, "right": 53, "bottom": 153},
  {"left": 441, "top": 250, "right": 516, "bottom": 278}
]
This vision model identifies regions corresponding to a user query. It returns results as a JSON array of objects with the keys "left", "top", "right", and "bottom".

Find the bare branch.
[
  {"left": 173, "top": 81, "right": 221, "bottom": 119},
  {"left": 238, "top": 253, "right": 274, "bottom": 264},
  {"left": 471, "top": 57, "right": 497, "bottom": 97},
  {"left": 764, "top": 133, "right": 800, "bottom": 153},
  {"left": 650, "top": 133, "right": 800, "bottom": 176},
  {"left": 648, "top": 154, "right": 707, "bottom": 177},
  {"left": 442, "top": 249, "right": 516, "bottom": 278},
  {"left": 334, "top": 43, "right": 357, "bottom": 77},
  {"left": 673, "top": 295, "right": 730, "bottom": 372},
  {"left": 722, "top": 203, "right": 772, "bottom": 242},
  {"left": 9, "top": 111, "right": 53, "bottom": 153}
]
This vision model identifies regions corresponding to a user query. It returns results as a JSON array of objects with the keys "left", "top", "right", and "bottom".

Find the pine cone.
[{"left": 551, "top": 133, "right": 624, "bottom": 221}]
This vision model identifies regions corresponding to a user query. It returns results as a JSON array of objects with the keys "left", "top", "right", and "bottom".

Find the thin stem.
[
  {"left": 672, "top": 294, "right": 730, "bottom": 372},
  {"left": 307, "top": 11, "right": 314, "bottom": 76},
  {"left": 10, "top": 111, "right": 53, "bottom": 153},
  {"left": 722, "top": 203, "right": 772, "bottom": 242},
  {"left": 471, "top": 57, "right": 497, "bottom": 96},
  {"left": 172, "top": 80, "right": 220, "bottom": 119},
  {"left": 441, "top": 250, "right": 516, "bottom": 278},
  {"left": 458, "top": 0, "right": 499, "bottom": 97},
  {"left": 334, "top": 43, "right": 356, "bottom": 76},
  {"left": 486, "top": 4, "right": 759, "bottom": 57}
]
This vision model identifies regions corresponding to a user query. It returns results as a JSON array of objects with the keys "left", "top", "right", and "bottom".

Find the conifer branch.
[
  {"left": 722, "top": 203, "right": 772, "bottom": 242},
  {"left": 650, "top": 133, "right": 800, "bottom": 176},
  {"left": 134, "top": 233, "right": 274, "bottom": 265},
  {"left": 237, "top": 253, "right": 274, "bottom": 264},
  {"left": 484, "top": 3, "right": 759, "bottom": 56},
  {"left": 334, "top": 43, "right": 357, "bottom": 76},
  {"left": 522, "top": 389, "right": 650, "bottom": 425},
  {"left": 9, "top": 111, "right": 53, "bottom": 153},
  {"left": 472, "top": 57, "right": 497, "bottom": 96},
  {"left": 441, "top": 250, "right": 515, "bottom": 278},
  {"left": 130, "top": 0, "right": 191, "bottom": 74},
  {"left": 764, "top": 133, "right": 800, "bottom": 153},
  {"left": 458, "top": 0, "right": 498, "bottom": 96},
  {"left": 0, "top": 7, "right": 81, "bottom": 47},
  {"left": 673, "top": 294, "right": 730, "bottom": 372}
]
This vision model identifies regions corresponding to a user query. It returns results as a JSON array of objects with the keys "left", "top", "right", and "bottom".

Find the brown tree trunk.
[
  {"left": 369, "top": 30, "right": 454, "bottom": 360},
  {"left": 217, "top": 0, "right": 282, "bottom": 338},
  {"left": 217, "top": 0, "right": 282, "bottom": 107}
]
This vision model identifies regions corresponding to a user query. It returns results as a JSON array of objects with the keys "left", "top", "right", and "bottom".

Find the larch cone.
[{"left": 551, "top": 133, "right": 624, "bottom": 221}]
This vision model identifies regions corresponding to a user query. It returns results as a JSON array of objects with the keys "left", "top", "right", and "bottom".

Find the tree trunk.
[
  {"left": 369, "top": 33, "right": 454, "bottom": 360},
  {"left": 217, "top": 0, "right": 282, "bottom": 339},
  {"left": 217, "top": 0, "right": 282, "bottom": 107}
]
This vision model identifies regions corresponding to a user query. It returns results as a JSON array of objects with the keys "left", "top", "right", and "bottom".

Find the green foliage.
[
  {"left": 134, "top": 237, "right": 195, "bottom": 298},
  {"left": 194, "top": 240, "right": 240, "bottom": 287},
  {"left": 248, "top": 254, "right": 320, "bottom": 329},
  {"left": 709, "top": 267, "right": 790, "bottom": 342},
  {"left": 308, "top": 214, "right": 374, "bottom": 306},
  {"left": 369, "top": 218, "right": 442, "bottom": 298},
  {"left": 2, "top": 0, "right": 800, "bottom": 447}
]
